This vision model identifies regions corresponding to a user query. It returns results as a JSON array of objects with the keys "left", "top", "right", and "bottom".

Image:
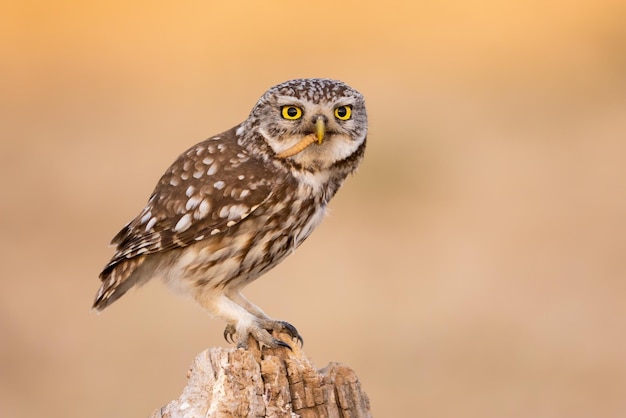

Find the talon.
[
  {"left": 275, "top": 320, "right": 304, "bottom": 347},
  {"left": 223, "top": 324, "right": 236, "bottom": 344},
  {"left": 273, "top": 339, "right": 292, "bottom": 350}
]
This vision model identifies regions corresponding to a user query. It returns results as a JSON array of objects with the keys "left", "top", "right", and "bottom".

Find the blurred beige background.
[{"left": 2, "top": 1, "right": 626, "bottom": 417}]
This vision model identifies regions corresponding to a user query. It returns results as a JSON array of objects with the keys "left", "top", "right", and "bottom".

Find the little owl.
[{"left": 93, "top": 78, "right": 367, "bottom": 349}]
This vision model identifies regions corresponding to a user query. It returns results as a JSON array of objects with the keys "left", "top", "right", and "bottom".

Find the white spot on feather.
[
  {"left": 174, "top": 214, "right": 192, "bottom": 232},
  {"left": 214, "top": 181, "right": 225, "bottom": 190},
  {"left": 186, "top": 196, "right": 201, "bottom": 211},
  {"left": 203, "top": 157, "right": 214, "bottom": 165},
  {"left": 207, "top": 165, "right": 218, "bottom": 176},
  {"left": 145, "top": 217, "right": 157, "bottom": 231},
  {"left": 186, "top": 186, "right": 195, "bottom": 197},
  {"left": 140, "top": 211, "right": 152, "bottom": 224},
  {"left": 218, "top": 204, "right": 248, "bottom": 220},
  {"left": 198, "top": 200, "right": 210, "bottom": 216}
]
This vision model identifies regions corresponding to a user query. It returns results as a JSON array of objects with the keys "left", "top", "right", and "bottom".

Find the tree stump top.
[{"left": 151, "top": 334, "right": 372, "bottom": 418}]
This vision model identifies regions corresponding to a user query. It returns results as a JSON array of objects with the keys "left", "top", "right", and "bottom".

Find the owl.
[{"left": 93, "top": 78, "right": 367, "bottom": 349}]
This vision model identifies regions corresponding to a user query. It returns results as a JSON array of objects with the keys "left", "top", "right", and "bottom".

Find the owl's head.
[{"left": 241, "top": 78, "right": 367, "bottom": 171}]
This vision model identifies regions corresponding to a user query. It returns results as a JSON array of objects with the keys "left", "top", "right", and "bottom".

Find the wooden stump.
[{"left": 150, "top": 333, "right": 372, "bottom": 418}]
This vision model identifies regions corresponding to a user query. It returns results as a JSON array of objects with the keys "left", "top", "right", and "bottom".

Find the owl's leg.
[
  {"left": 196, "top": 292, "right": 292, "bottom": 349},
  {"left": 224, "top": 290, "right": 303, "bottom": 347},
  {"left": 225, "top": 290, "right": 271, "bottom": 319}
]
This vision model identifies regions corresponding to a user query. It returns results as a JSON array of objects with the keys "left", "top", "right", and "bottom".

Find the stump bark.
[{"left": 150, "top": 333, "right": 372, "bottom": 418}]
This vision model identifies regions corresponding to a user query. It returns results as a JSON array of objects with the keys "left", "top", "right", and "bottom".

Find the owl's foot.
[
  {"left": 223, "top": 319, "right": 303, "bottom": 349},
  {"left": 260, "top": 319, "right": 304, "bottom": 347}
]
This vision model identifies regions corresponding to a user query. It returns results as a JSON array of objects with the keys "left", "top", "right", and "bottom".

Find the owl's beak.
[{"left": 315, "top": 116, "right": 325, "bottom": 144}]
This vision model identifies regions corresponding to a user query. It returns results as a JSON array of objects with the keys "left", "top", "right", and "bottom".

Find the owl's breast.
[{"left": 244, "top": 178, "right": 329, "bottom": 262}]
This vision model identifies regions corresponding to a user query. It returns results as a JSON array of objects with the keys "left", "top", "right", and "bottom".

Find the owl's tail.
[{"left": 92, "top": 257, "right": 145, "bottom": 312}]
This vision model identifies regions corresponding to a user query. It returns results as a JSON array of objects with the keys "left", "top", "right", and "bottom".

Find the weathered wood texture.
[{"left": 150, "top": 334, "right": 372, "bottom": 418}]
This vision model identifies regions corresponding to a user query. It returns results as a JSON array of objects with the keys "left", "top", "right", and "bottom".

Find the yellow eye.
[
  {"left": 281, "top": 105, "right": 303, "bottom": 120},
  {"left": 334, "top": 105, "right": 352, "bottom": 120}
]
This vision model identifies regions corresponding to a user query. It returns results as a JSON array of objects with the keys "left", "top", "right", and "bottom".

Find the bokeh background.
[{"left": 2, "top": 1, "right": 626, "bottom": 417}]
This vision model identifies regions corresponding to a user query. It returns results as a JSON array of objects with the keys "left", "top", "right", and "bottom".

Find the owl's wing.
[{"left": 100, "top": 129, "right": 278, "bottom": 277}]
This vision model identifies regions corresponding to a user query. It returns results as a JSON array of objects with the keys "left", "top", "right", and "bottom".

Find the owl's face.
[{"left": 246, "top": 79, "right": 367, "bottom": 171}]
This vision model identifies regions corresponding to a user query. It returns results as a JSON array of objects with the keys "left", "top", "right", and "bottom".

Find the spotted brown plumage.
[{"left": 93, "top": 78, "right": 367, "bottom": 349}]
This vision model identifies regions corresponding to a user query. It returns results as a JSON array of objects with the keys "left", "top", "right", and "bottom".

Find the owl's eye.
[
  {"left": 281, "top": 106, "right": 303, "bottom": 120},
  {"left": 334, "top": 105, "right": 352, "bottom": 121}
]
